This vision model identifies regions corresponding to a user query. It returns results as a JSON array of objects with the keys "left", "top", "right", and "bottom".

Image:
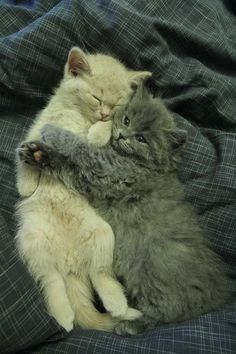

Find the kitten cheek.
[{"left": 92, "top": 111, "right": 102, "bottom": 122}]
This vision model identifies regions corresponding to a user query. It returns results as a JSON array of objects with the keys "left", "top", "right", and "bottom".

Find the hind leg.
[
  {"left": 89, "top": 221, "right": 128, "bottom": 317},
  {"left": 16, "top": 222, "right": 74, "bottom": 332},
  {"left": 91, "top": 270, "right": 128, "bottom": 318},
  {"left": 65, "top": 273, "right": 116, "bottom": 331},
  {"left": 42, "top": 270, "right": 75, "bottom": 332},
  {"left": 89, "top": 220, "right": 141, "bottom": 320},
  {"left": 115, "top": 316, "right": 154, "bottom": 335}
]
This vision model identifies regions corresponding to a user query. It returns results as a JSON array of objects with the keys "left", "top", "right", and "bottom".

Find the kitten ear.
[
  {"left": 129, "top": 71, "right": 152, "bottom": 89},
  {"left": 167, "top": 129, "right": 187, "bottom": 152},
  {"left": 67, "top": 47, "right": 91, "bottom": 77},
  {"left": 165, "top": 129, "right": 187, "bottom": 170}
]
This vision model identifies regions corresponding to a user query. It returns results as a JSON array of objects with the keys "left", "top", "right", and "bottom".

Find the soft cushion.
[{"left": 0, "top": 0, "right": 235, "bottom": 353}]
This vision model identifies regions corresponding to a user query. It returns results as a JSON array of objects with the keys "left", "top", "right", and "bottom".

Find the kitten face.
[
  {"left": 111, "top": 86, "right": 186, "bottom": 170},
  {"left": 62, "top": 47, "right": 151, "bottom": 124},
  {"left": 72, "top": 75, "right": 129, "bottom": 123}
]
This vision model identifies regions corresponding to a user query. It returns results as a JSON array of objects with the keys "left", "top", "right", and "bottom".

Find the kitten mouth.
[
  {"left": 112, "top": 139, "right": 133, "bottom": 156},
  {"left": 100, "top": 117, "right": 110, "bottom": 122}
]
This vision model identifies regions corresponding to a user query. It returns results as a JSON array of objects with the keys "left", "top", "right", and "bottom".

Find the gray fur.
[{"left": 20, "top": 86, "right": 231, "bottom": 334}]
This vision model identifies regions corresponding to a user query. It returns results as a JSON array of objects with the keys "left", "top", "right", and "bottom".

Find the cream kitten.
[{"left": 15, "top": 47, "right": 151, "bottom": 332}]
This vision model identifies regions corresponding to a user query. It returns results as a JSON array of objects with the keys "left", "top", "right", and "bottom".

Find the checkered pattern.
[{"left": 0, "top": 0, "right": 235, "bottom": 353}]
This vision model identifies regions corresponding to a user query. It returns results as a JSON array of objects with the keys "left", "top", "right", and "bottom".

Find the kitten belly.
[
  {"left": 16, "top": 107, "right": 99, "bottom": 280},
  {"left": 17, "top": 174, "right": 96, "bottom": 276}
]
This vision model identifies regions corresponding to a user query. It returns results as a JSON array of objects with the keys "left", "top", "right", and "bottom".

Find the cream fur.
[{"left": 16, "top": 47, "right": 150, "bottom": 332}]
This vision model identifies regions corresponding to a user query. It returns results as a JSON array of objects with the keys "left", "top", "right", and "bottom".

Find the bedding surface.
[{"left": 0, "top": 0, "right": 236, "bottom": 353}]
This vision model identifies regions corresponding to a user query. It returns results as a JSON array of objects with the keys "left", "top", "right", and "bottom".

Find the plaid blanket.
[{"left": 0, "top": 0, "right": 236, "bottom": 353}]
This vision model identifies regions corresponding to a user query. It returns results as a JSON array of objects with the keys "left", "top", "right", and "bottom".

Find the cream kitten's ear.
[
  {"left": 67, "top": 47, "right": 91, "bottom": 77},
  {"left": 129, "top": 71, "right": 152, "bottom": 89}
]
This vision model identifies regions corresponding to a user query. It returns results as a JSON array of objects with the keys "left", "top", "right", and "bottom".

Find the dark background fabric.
[{"left": 0, "top": 0, "right": 236, "bottom": 353}]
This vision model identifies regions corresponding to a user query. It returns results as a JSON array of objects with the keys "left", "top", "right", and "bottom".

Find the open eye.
[
  {"left": 136, "top": 135, "right": 146, "bottom": 143},
  {"left": 123, "top": 115, "right": 130, "bottom": 126}
]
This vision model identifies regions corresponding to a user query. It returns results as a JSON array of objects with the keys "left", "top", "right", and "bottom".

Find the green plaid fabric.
[{"left": 0, "top": 0, "right": 236, "bottom": 353}]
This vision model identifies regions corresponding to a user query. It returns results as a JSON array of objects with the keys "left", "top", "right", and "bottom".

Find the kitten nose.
[
  {"left": 100, "top": 112, "right": 109, "bottom": 121},
  {"left": 118, "top": 132, "right": 125, "bottom": 140}
]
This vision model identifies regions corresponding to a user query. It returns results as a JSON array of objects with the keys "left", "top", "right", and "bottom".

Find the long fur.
[{"left": 18, "top": 85, "right": 232, "bottom": 334}]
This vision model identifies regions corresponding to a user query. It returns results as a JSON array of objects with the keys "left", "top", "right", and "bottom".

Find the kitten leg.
[
  {"left": 89, "top": 220, "right": 141, "bottom": 320},
  {"left": 65, "top": 273, "right": 116, "bottom": 332},
  {"left": 115, "top": 320, "right": 139, "bottom": 335},
  {"left": 17, "top": 141, "right": 59, "bottom": 170},
  {"left": 91, "top": 271, "right": 131, "bottom": 318},
  {"left": 42, "top": 271, "right": 75, "bottom": 332},
  {"left": 115, "top": 315, "right": 156, "bottom": 335},
  {"left": 16, "top": 222, "right": 74, "bottom": 332},
  {"left": 89, "top": 221, "right": 127, "bottom": 317},
  {"left": 91, "top": 271, "right": 141, "bottom": 321}
]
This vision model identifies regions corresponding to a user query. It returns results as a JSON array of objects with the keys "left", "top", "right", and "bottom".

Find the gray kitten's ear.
[
  {"left": 167, "top": 129, "right": 187, "bottom": 152},
  {"left": 67, "top": 47, "right": 91, "bottom": 77},
  {"left": 129, "top": 71, "right": 152, "bottom": 89}
]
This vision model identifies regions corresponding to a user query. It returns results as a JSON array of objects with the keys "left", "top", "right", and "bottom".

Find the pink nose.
[{"left": 100, "top": 112, "right": 109, "bottom": 120}]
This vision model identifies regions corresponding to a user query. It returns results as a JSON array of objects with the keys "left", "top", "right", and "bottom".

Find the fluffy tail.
[
  {"left": 74, "top": 304, "right": 117, "bottom": 332},
  {"left": 72, "top": 301, "right": 142, "bottom": 332},
  {"left": 66, "top": 274, "right": 141, "bottom": 331}
]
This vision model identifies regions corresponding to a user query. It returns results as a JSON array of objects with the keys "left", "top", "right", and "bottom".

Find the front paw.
[
  {"left": 17, "top": 141, "right": 53, "bottom": 168},
  {"left": 88, "top": 121, "right": 112, "bottom": 147}
]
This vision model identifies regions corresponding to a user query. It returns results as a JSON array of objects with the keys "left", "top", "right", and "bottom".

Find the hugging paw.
[{"left": 18, "top": 141, "right": 54, "bottom": 168}]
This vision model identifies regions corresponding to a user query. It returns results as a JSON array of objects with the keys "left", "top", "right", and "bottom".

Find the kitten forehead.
[
  {"left": 88, "top": 74, "right": 128, "bottom": 95},
  {"left": 87, "top": 79, "right": 127, "bottom": 107},
  {"left": 86, "top": 53, "right": 135, "bottom": 95},
  {"left": 88, "top": 53, "right": 127, "bottom": 75},
  {"left": 125, "top": 88, "right": 175, "bottom": 131}
]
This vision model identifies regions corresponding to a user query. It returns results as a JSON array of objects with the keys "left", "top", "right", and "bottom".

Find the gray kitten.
[{"left": 19, "top": 86, "right": 231, "bottom": 335}]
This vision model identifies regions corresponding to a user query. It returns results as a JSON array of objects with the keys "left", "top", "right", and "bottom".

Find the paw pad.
[{"left": 34, "top": 150, "right": 43, "bottom": 162}]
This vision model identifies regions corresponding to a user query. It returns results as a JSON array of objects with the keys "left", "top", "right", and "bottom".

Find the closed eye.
[{"left": 92, "top": 95, "right": 101, "bottom": 103}]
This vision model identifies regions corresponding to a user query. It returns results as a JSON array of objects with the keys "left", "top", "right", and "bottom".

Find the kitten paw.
[
  {"left": 123, "top": 307, "right": 142, "bottom": 321},
  {"left": 103, "top": 295, "right": 128, "bottom": 318},
  {"left": 52, "top": 307, "right": 75, "bottom": 333},
  {"left": 88, "top": 121, "right": 112, "bottom": 147},
  {"left": 18, "top": 141, "right": 53, "bottom": 168},
  {"left": 115, "top": 320, "right": 138, "bottom": 336}
]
